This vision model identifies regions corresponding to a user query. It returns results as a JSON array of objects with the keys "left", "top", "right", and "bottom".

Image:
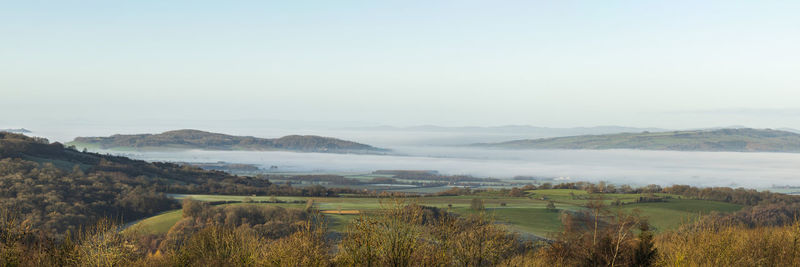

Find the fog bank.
[{"left": 110, "top": 147, "right": 800, "bottom": 188}]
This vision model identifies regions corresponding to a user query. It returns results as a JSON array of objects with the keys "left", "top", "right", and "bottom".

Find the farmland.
[{"left": 131, "top": 189, "right": 742, "bottom": 237}]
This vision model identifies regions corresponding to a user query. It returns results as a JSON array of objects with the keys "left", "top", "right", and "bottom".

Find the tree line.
[{"left": 7, "top": 197, "right": 800, "bottom": 266}]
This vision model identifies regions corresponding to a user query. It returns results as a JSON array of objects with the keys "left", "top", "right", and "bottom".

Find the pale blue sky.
[{"left": 2, "top": 1, "right": 799, "bottom": 129}]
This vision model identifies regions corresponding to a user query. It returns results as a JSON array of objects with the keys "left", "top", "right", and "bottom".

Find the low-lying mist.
[
  {"left": 13, "top": 122, "right": 800, "bottom": 188},
  {"left": 112, "top": 146, "right": 800, "bottom": 188}
]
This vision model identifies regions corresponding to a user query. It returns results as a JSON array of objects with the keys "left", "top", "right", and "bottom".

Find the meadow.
[{"left": 133, "top": 189, "right": 742, "bottom": 237}]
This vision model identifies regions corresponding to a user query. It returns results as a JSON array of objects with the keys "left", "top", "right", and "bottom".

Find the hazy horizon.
[
  {"left": 3, "top": 118, "right": 798, "bottom": 145},
  {"left": 4, "top": 1, "right": 799, "bottom": 187},
  {"left": 3, "top": 1, "right": 800, "bottom": 129}
]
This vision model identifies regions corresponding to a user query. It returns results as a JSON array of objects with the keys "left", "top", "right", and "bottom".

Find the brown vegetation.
[
  {"left": 655, "top": 221, "right": 800, "bottom": 266},
  {"left": 5, "top": 197, "right": 800, "bottom": 266}
]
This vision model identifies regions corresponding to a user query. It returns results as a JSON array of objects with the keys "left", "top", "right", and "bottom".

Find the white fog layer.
[{"left": 105, "top": 147, "right": 800, "bottom": 188}]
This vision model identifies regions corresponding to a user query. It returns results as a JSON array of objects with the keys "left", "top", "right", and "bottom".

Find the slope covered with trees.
[
  {"left": 473, "top": 128, "right": 800, "bottom": 153},
  {"left": 68, "top": 129, "right": 387, "bottom": 153},
  {"left": 0, "top": 132, "right": 275, "bottom": 237}
]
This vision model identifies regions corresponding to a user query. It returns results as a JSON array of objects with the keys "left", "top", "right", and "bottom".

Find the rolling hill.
[
  {"left": 0, "top": 131, "right": 274, "bottom": 236},
  {"left": 471, "top": 128, "right": 800, "bottom": 153},
  {"left": 0, "top": 131, "right": 269, "bottom": 189},
  {"left": 67, "top": 129, "right": 388, "bottom": 153}
]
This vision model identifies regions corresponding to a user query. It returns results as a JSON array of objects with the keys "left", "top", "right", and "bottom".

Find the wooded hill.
[
  {"left": 0, "top": 131, "right": 274, "bottom": 237},
  {"left": 68, "top": 129, "right": 387, "bottom": 153},
  {"left": 472, "top": 128, "right": 800, "bottom": 153}
]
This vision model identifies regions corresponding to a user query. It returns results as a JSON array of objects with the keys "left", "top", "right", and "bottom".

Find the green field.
[
  {"left": 129, "top": 210, "right": 184, "bottom": 234},
  {"left": 616, "top": 199, "right": 742, "bottom": 231},
  {"left": 132, "top": 190, "right": 743, "bottom": 237}
]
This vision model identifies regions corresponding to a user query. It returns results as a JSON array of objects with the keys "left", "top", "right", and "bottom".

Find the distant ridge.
[
  {"left": 779, "top": 128, "right": 800, "bottom": 134},
  {"left": 0, "top": 128, "right": 31, "bottom": 133},
  {"left": 472, "top": 128, "right": 800, "bottom": 153},
  {"left": 346, "top": 125, "right": 668, "bottom": 135},
  {"left": 68, "top": 129, "right": 388, "bottom": 153}
]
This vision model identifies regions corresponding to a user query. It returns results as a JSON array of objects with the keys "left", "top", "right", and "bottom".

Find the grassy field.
[
  {"left": 132, "top": 190, "right": 743, "bottom": 237},
  {"left": 615, "top": 199, "right": 742, "bottom": 231},
  {"left": 129, "top": 210, "right": 184, "bottom": 234},
  {"left": 487, "top": 207, "right": 564, "bottom": 236}
]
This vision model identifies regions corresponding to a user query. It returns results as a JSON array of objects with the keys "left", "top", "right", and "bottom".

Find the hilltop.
[
  {"left": 68, "top": 129, "right": 388, "bottom": 153},
  {"left": 472, "top": 128, "right": 800, "bottom": 153}
]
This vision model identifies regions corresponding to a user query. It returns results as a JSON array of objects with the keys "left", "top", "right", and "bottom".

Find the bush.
[
  {"left": 259, "top": 219, "right": 331, "bottom": 266},
  {"left": 470, "top": 198, "right": 484, "bottom": 211},
  {"left": 168, "top": 225, "right": 260, "bottom": 266},
  {"left": 656, "top": 221, "right": 800, "bottom": 266},
  {"left": 546, "top": 201, "right": 556, "bottom": 211},
  {"left": 536, "top": 202, "right": 645, "bottom": 266},
  {"left": 335, "top": 200, "right": 520, "bottom": 266}
]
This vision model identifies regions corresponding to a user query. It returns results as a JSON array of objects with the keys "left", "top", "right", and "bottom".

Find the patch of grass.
[
  {"left": 322, "top": 213, "right": 356, "bottom": 232},
  {"left": 485, "top": 207, "right": 564, "bottom": 236},
  {"left": 129, "top": 209, "right": 183, "bottom": 234},
  {"left": 615, "top": 199, "right": 742, "bottom": 232}
]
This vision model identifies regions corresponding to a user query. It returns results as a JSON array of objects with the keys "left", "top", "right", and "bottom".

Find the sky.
[{"left": 2, "top": 0, "right": 799, "bottom": 130}]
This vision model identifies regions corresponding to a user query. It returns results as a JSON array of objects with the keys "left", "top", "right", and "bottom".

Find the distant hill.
[
  {"left": 779, "top": 127, "right": 800, "bottom": 134},
  {"left": 68, "top": 129, "right": 387, "bottom": 153},
  {"left": 339, "top": 125, "right": 670, "bottom": 146},
  {"left": 472, "top": 128, "right": 800, "bottom": 153},
  {"left": 0, "top": 128, "right": 31, "bottom": 133},
  {"left": 346, "top": 125, "right": 667, "bottom": 135}
]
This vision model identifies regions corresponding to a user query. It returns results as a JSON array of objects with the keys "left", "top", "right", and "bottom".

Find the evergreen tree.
[{"left": 633, "top": 220, "right": 657, "bottom": 266}]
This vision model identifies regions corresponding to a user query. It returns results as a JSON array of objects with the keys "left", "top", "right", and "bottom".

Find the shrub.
[
  {"left": 470, "top": 198, "right": 484, "bottom": 211},
  {"left": 537, "top": 203, "right": 644, "bottom": 266},
  {"left": 656, "top": 221, "right": 800, "bottom": 266},
  {"left": 546, "top": 201, "right": 556, "bottom": 211},
  {"left": 259, "top": 218, "right": 331, "bottom": 266},
  {"left": 335, "top": 200, "right": 521, "bottom": 266},
  {"left": 168, "top": 225, "right": 260, "bottom": 266}
]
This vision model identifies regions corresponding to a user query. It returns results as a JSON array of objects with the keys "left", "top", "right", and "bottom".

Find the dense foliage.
[
  {"left": 158, "top": 199, "right": 311, "bottom": 252},
  {"left": 0, "top": 132, "right": 278, "bottom": 237},
  {"left": 1, "top": 202, "right": 526, "bottom": 266},
  {"left": 442, "top": 180, "right": 800, "bottom": 207},
  {"left": 0, "top": 158, "right": 178, "bottom": 237},
  {"left": 662, "top": 184, "right": 800, "bottom": 205},
  {"left": 5, "top": 196, "right": 800, "bottom": 266}
]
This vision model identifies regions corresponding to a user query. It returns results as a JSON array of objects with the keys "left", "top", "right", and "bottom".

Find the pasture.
[{"left": 132, "top": 189, "right": 743, "bottom": 237}]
